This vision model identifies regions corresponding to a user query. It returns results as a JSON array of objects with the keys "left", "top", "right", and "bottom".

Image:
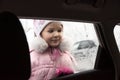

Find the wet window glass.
[{"left": 20, "top": 19, "right": 99, "bottom": 73}]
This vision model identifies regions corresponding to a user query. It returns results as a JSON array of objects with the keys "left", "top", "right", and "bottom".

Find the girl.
[{"left": 29, "top": 20, "right": 78, "bottom": 80}]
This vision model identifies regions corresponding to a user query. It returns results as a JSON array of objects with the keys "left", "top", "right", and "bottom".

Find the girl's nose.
[{"left": 53, "top": 31, "right": 59, "bottom": 37}]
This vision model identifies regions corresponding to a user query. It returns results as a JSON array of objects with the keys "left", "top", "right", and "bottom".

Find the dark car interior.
[
  {"left": 0, "top": 0, "right": 120, "bottom": 80},
  {"left": 0, "top": 11, "right": 31, "bottom": 80}
]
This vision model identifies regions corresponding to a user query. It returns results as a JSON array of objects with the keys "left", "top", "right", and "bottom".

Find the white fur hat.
[{"left": 33, "top": 20, "right": 52, "bottom": 36}]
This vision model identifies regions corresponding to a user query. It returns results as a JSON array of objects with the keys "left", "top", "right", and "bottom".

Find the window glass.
[
  {"left": 114, "top": 24, "right": 120, "bottom": 52},
  {"left": 20, "top": 19, "right": 99, "bottom": 73}
]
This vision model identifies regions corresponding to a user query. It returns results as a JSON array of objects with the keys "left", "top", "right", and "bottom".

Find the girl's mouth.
[{"left": 51, "top": 40, "right": 59, "bottom": 42}]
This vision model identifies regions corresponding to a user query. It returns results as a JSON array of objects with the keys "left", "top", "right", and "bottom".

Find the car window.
[
  {"left": 114, "top": 24, "right": 120, "bottom": 52},
  {"left": 20, "top": 19, "right": 99, "bottom": 73}
]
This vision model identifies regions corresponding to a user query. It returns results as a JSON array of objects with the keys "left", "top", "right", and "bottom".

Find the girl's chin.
[{"left": 49, "top": 44, "right": 59, "bottom": 48}]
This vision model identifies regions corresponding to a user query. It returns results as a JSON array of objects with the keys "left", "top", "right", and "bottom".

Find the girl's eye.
[
  {"left": 48, "top": 30, "right": 54, "bottom": 33},
  {"left": 58, "top": 29, "right": 62, "bottom": 32}
]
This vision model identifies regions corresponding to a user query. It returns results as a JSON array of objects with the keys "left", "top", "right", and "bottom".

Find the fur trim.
[
  {"left": 29, "top": 36, "right": 48, "bottom": 53},
  {"left": 29, "top": 36, "right": 73, "bottom": 53},
  {"left": 59, "top": 36, "right": 73, "bottom": 52}
]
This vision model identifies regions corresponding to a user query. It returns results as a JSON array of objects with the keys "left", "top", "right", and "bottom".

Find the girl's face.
[{"left": 41, "top": 22, "right": 63, "bottom": 47}]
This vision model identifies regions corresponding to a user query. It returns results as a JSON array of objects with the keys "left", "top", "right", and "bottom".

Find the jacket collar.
[{"left": 29, "top": 36, "right": 73, "bottom": 53}]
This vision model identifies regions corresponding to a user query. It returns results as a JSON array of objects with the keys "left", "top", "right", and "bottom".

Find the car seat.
[{"left": 0, "top": 11, "right": 31, "bottom": 80}]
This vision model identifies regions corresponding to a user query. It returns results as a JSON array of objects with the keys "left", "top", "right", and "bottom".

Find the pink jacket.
[{"left": 29, "top": 36, "right": 77, "bottom": 80}]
